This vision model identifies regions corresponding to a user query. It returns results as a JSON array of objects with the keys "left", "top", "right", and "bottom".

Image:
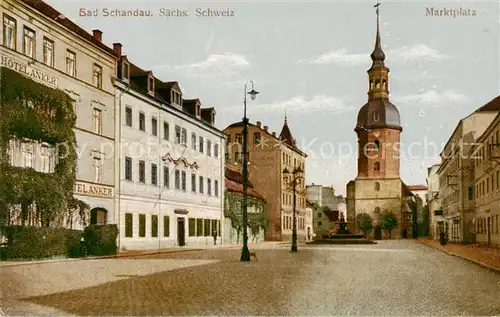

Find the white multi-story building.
[
  {"left": 113, "top": 44, "right": 225, "bottom": 250},
  {"left": 1, "top": 0, "right": 116, "bottom": 229}
]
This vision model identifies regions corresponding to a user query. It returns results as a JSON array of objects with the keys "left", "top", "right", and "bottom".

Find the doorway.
[
  {"left": 374, "top": 226, "right": 382, "bottom": 240},
  {"left": 177, "top": 217, "right": 185, "bottom": 246}
]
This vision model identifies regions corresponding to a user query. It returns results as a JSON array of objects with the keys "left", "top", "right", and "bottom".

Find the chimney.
[
  {"left": 272, "top": 132, "right": 276, "bottom": 137},
  {"left": 263, "top": 126, "right": 268, "bottom": 132},
  {"left": 92, "top": 29, "right": 102, "bottom": 42},
  {"left": 256, "top": 121, "right": 261, "bottom": 128},
  {"left": 113, "top": 43, "right": 122, "bottom": 57}
]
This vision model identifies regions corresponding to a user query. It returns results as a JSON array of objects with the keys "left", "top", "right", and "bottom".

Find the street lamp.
[
  {"left": 282, "top": 165, "right": 304, "bottom": 252},
  {"left": 241, "top": 80, "right": 259, "bottom": 262}
]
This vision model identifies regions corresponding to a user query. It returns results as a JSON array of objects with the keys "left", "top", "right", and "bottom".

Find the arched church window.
[
  {"left": 373, "top": 112, "right": 379, "bottom": 122},
  {"left": 375, "top": 182, "right": 380, "bottom": 191},
  {"left": 382, "top": 80, "right": 387, "bottom": 90},
  {"left": 374, "top": 162, "right": 380, "bottom": 171},
  {"left": 370, "top": 81, "right": 374, "bottom": 90},
  {"left": 375, "top": 80, "right": 380, "bottom": 89},
  {"left": 374, "top": 140, "right": 380, "bottom": 149}
]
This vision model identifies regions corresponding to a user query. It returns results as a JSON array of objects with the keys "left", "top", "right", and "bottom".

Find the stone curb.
[
  {"left": 0, "top": 248, "right": 202, "bottom": 268},
  {"left": 418, "top": 240, "right": 500, "bottom": 274}
]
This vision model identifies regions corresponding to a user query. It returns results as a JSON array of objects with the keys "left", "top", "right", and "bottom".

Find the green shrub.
[
  {"left": 83, "top": 224, "right": 118, "bottom": 256},
  {"left": 65, "top": 229, "right": 84, "bottom": 258},
  {"left": 4, "top": 226, "right": 83, "bottom": 260}
]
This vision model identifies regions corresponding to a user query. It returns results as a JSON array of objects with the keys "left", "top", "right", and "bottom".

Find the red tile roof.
[
  {"left": 225, "top": 179, "right": 264, "bottom": 200},
  {"left": 407, "top": 185, "right": 428, "bottom": 191},
  {"left": 475, "top": 95, "right": 500, "bottom": 112}
]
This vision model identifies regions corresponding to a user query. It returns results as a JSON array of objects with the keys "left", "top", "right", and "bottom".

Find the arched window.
[
  {"left": 374, "top": 140, "right": 380, "bottom": 149},
  {"left": 374, "top": 162, "right": 380, "bottom": 171},
  {"left": 375, "top": 80, "right": 380, "bottom": 89},
  {"left": 375, "top": 182, "right": 380, "bottom": 191},
  {"left": 374, "top": 207, "right": 381, "bottom": 214},
  {"left": 373, "top": 112, "right": 379, "bottom": 121},
  {"left": 90, "top": 208, "right": 108, "bottom": 225},
  {"left": 369, "top": 81, "right": 374, "bottom": 90},
  {"left": 382, "top": 80, "right": 387, "bottom": 90}
]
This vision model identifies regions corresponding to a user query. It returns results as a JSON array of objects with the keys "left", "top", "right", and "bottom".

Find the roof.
[
  {"left": 402, "top": 183, "right": 415, "bottom": 197},
  {"left": 224, "top": 167, "right": 264, "bottom": 200},
  {"left": 475, "top": 95, "right": 500, "bottom": 112},
  {"left": 20, "top": 0, "right": 116, "bottom": 56},
  {"left": 406, "top": 185, "right": 428, "bottom": 191},
  {"left": 356, "top": 98, "right": 402, "bottom": 131},
  {"left": 279, "top": 118, "right": 295, "bottom": 147}
]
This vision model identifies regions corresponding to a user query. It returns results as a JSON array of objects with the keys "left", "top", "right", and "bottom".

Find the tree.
[
  {"left": 357, "top": 213, "right": 373, "bottom": 237},
  {"left": 380, "top": 211, "right": 398, "bottom": 238}
]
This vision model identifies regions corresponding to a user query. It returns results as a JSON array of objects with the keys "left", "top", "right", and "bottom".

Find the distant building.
[
  {"left": 426, "top": 164, "right": 442, "bottom": 240},
  {"left": 305, "top": 201, "right": 313, "bottom": 241},
  {"left": 407, "top": 185, "right": 428, "bottom": 204},
  {"left": 306, "top": 184, "right": 341, "bottom": 237},
  {"left": 223, "top": 117, "right": 308, "bottom": 241}
]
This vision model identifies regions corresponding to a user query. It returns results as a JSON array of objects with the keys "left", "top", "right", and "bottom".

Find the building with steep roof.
[
  {"left": 223, "top": 117, "right": 308, "bottom": 241},
  {"left": 113, "top": 43, "right": 225, "bottom": 250},
  {"left": 346, "top": 5, "right": 417, "bottom": 239}
]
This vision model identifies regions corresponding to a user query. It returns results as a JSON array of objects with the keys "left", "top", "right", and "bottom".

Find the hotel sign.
[
  {"left": 73, "top": 181, "right": 114, "bottom": 198},
  {"left": 1, "top": 54, "right": 58, "bottom": 87}
]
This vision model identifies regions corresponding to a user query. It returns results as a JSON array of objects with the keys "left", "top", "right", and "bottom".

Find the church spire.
[
  {"left": 284, "top": 109, "right": 287, "bottom": 123},
  {"left": 370, "top": 1, "right": 385, "bottom": 66}
]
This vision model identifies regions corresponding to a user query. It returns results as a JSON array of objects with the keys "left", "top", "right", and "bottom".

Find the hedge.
[
  {"left": 83, "top": 224, "right": 118, "bottom": 256},
  {"left": 4, "top": 226, "right": 83, "bottom": 259}
]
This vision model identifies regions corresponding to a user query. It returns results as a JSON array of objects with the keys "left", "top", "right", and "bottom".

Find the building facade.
[
  {"left": 223, "top": 166, "right": 266, "bottom": 244},
  {"left": 345, "top": 9, "right": 414, "bottom": 239},
  {"left": 113, "top": 44, "right": 225, "bottom": 250},
  {"left": 472, "top": 110, "right": 500, "bottom": 247},
  {"left": 306, "top": 184, "right": 340, "bottom": 237},
  {"left": 426, "top": 164, "right": 442, "bottom": 240},
  {"left": 223, "top": 117, "right": 307, "bottom": 241},
  {"left": 1, "top": 0, "right": 116, "bottom": 229},
  {"left": 437, "top": 97, "right": 499, "bottom": 243}
]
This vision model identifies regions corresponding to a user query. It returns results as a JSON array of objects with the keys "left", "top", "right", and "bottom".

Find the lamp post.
[
  {"left": 282, "top": 165, "right": 304, "bottom": 252},
  {"left": 241, "top": 80, "right": 259, "bottom": 262}
]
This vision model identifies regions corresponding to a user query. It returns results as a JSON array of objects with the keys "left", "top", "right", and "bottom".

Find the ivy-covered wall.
[
  {"left": 223, "top": 190, "right": 268, "bottom": 243},
  {"left": 0, "top": 67, "right": 83, "bottom": 228}
]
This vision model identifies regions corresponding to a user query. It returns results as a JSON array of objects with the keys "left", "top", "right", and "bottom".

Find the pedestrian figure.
[
  {"left": 213, "top": 229, "right": 217, "bottom": 245},
  {"left": 439, "top": 230, "right": 446, "bottom": 245}
]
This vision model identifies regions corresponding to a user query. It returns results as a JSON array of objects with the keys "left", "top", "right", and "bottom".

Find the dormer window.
[
  {"left": 196, "top": 105, "right": 201, "bottom": 117},
  {"left": 171, "top": 91, "right": 181, "bottom": 105},
  {"left": 373, "top": 112, "right": 379, "bottom": 122},
  {"left": 122, "top": 62, "right": 129, "bottom": 80},
  {"left": 148, "top": 75, "right": 154, "bottom": 93}
]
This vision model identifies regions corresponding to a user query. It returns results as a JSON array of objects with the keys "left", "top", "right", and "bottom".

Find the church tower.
[
  {"left": 355, "top": 3, "right": 402, "bottom": 180},
  {"left": 346, "top": 3, "right": 411, "bottom": 239}
]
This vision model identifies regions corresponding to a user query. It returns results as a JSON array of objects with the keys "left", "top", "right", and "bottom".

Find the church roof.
[{"left": 356, "top": 98, "right": 401, "bottom": 131}]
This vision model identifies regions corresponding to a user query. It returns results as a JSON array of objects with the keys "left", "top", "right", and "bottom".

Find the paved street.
[{"left": 1, "top": 240, "right": 500, "bottom": 316}]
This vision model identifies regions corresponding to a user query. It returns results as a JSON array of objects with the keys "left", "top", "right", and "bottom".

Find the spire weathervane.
[
  {"left": 284, "top": 109, "right": 287, "bottom": 122},
  {"left": 374, "top": 1, "right": 381, "bottom": 15}
]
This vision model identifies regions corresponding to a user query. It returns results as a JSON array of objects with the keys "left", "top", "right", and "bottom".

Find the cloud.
[
  {"left": 254, "top": 95, "right": 354, "bottom": 113},
  {"left": 298, "top": 49, "right": 369, "bottom": 67},
  {"left": 298, "top": 45, "right": 449, "bottom": 66},
  {"left": 394, "top": 90, "right": 468, "bottom": 107},
  {"left": 152, "top": 53, "right": 250, "bottom": 78}
]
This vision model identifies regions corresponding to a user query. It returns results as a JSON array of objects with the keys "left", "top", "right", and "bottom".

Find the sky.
[{"left": 48, "top": 0, "right": 500, "bottom": 195}]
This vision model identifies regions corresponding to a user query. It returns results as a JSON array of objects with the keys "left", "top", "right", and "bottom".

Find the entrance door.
[
  {"left": 487, "top": 217, "right": 491, "bottom": 246},
  {"left": 374, "top": 226, "right": 382, "bottom": 240},
  {"left": 177, "top": 217, "right": 185, "bottom": 246}
]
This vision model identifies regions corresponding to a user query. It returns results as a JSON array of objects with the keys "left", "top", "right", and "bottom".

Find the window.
[
  {"left": 66, "top": 50, "right": 77, "bottom": 76},
  {"left": 93, "top": 157, "right": 102, "bottom": 183},
  {"left": 207, "top": 178, "right": 212, "bottom": 195},
  {"left": 374, "top": 162, "right": 380, "bottom": 171},
  {"left": 42, "top": 37, "right": 54, "bottom": 67},
  {"left": 375, "top": 80, "right": 380, "bottom": 89},
  {"left": 214, "top": 144, "right": 219, "bottom": 158},
  {"left": 151, "top": 117, "right": 158, "bottom": 136},
  {"left": 93, "top": 64, "right": 103, "bottom": 89},
  {"left": 92, "top": 108, "right": 102, "bottom": 134},
  {"left": 164, "top": 216, "right": 170, "bottom": 237},
  {"left": 254, "top": 132, "right": 261, "bottom": 144},
  {"left": 199, "top": 136, "right": 204, "bottom": 153},
  {"left": 204, "top": 219, "right": 211, "bottom": 237},
  {"left": 199, "top": 176, "right": 204, "bottom": 193},
  {"left": 235, "top": 152, "right": 243, "bottom": 163},
  {"left": 125, "top": 107, "right": 132, "bottom": 127},
  {"left": 139, "top": 214, "right": 146, "bottom": 237},
  {"left": 40, "top": 146, "right": 50, "bottom": 173},
  {"left": 374, "top": 140, "right": 380, "bottom": 149},
  {"left": 175, "top": 125, "right": 181, "bottom": 143},
  {"left": 23, "top": 27, "right": 35, "bottom": 58},
  {"left": 125, "top": 156, "right": 132, "bottom": 180},
  {"left": 207, "top": 140, "right": 212, "bottom": 156},
  {"left": 125, "top": 213, "right": 133, "bottom": 237},
  {"left": 3, "top": 15, "right": 16, "bottom": 49},
  {"left": 163, "top": 166, "right": 170, "bottom": 187},
  {"left": 175, "top": 170, "right": 180, "bottom": 189},
  {"left": 236, "top": 134, "right": 242, "bottom": 144},
  {"left": 214, "top": 180, "right": 219, "bottom": 197},
  {"left": 139, "top": 112, "right": 145, "bottom": 131},
  {"left": 191, "top": 133, "right": 197, "bottom": 150},
  {"left": 191, "top": 173, "right": 196, "bottom": 192},
  {"left": 181, "top": 128, "right": 187, "bottom": 145},
  {"left": 148, "top": 76, "right": 154, "bottom": 92},
  {"left": 151, "top": 215, "right": 158, "bottom": 238},
  {"left": 197, "top": 219, "right": 203, "bottom": 236},
  {"left": 171, "top": 91, "right": 181, "bottom": 105},
  {"left": 189, "top": 218, "right": 196, "bottom": 236},
  {"left": 373, "top": 112, "right": 379, "bottom": 122},
  {"left": 163, "top": 122, "right": 169, "bottom": 140},
  {"left": 22, "top": 143, "right": 33, "bottom": 168},
  {"left": 227, "top": 135, "right": 231, "bottom": 144},
  {"left": 468, "top": 186, "right": 473, "bottom": 201},
  {"left": 139, "top": 160, "right": 145, "bottom": 183},
  {"left": 181, "top": 171, "right": 186, "bottom": 191},
  {"left": 151, "top": 163, "right": 157, "bottom": 185},
  {"left": 122, "top": 62, "right": 130, "bottom": 79},
  {"left": 374, "top": 207, "right": 381, "bottom": 214},
  {"left": 375, "top": 182, "right": 380, "bottom": 191}
]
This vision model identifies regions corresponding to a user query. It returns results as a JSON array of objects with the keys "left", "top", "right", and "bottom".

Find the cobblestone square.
[{"left": 1, "top": 241, "right": 500, "bottom": 316}]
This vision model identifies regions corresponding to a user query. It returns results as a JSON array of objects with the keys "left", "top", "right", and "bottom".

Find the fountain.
[{"left": 307, "top": 213, "right": 377, "bottom": 245}]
